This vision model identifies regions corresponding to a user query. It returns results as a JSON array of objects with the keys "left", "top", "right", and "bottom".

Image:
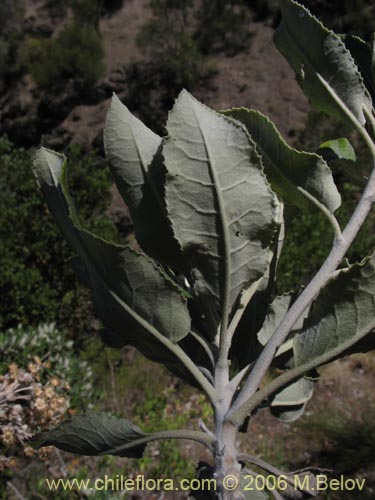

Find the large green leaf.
[
  {"left": 258, "top": 294, "right": 311, "bottom": 353},
  {"left": 257, "top": 294, "right": 292, "bottom": 347},
  {"left": 104, "top": 94, "right": 184, "bottom": 269},
  {"left": 269, "top": 377, "right": 314, "bottom": 422},
  {"left": 33, "top": 148, "right": 194, "bottom": 377},
  {"left": 31, "top": 412, "right": 148, "bottom": 458},
  {"left": 294, "top": 253, "right": 375, "bottom": 366},
  {"left": 318, "top": 138, "right": 356, "bottom": 163},
  {"left": 274, "top": 0, "right": 372, "bottom": 128},
  {"left": 224, "top": 109, "right": 341, "bottom": 213},
  {"left": 164, "top": 90, "right": 279, "bottom": 314}
]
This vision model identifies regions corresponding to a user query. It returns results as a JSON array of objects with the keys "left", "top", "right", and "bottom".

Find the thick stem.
[
  {"left": 214, "top": 421, "right": 243, "bottom": 500},
  {"left": 229, "top": 318, "right": 375, "bottom": 425}
]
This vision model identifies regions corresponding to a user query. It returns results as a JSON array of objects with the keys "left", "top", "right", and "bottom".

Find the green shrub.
[
  {"left": 45, "top": 0, "right": 124, "bottom": 21},
  {"left": 136, "top": 0, "right": 208, "bottom": 91},
  {"left": 0, "top": 138, "right": 118, "bottom": 332},
  {"left": 0, "top": 31, "right": 24, "bottom": 89},
  {"left": 0, "top": 0, "right": 23, "bottom": 37},
  {"left": 27, "top": 22, "right": 105, "bottom": 91},
  {"left": 70, "top": 0, "right": 102, "bottom": 26},
  {"left": 195, "top": 0, "right": 252, "bottom": 55},
  {"left": 0, "top": 1, "right": 25, "bottom": 91}
]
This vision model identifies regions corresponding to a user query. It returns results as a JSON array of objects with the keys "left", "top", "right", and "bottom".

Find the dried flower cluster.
[
  {"left": 0, "top": 360, "right": 69, "bottom": 471},
  {"left": 1, "top": 323, "right": 95, "bottom": 473},
  {"left": 0, "top": 323, "right": 94, "bottom": 406}
]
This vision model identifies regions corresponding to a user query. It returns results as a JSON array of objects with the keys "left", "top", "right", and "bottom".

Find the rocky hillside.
[
  {"left": 1, "top": 0, "right": 374, "bottom": 151},
  {"left": 0, "top": 0, "right": 312, "bottom": 154}
]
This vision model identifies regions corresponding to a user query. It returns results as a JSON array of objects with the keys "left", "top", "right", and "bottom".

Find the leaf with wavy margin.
[
  {"left": 343, "top": 35, "right": 375, "bottom": 102},
  {"left": 223, "top": 109, "right": 341, "bottom": 213},
  {"left": 269, "top": 377, "right": 314, "bottom": 422},
  {"left": 294, "top": 253, "right": 375, "bottom": 366},
  {"left": 104, "top": 94, "right": 184, "bottom": 269},
  {"left": 164, "top": 90, "right": 279, "bottom": 314},
  {"left": 274, "top": 0, "right": 372, "bottom": 128},
  {"left": 33, "top": 148, "right": 194, "bottom": 380},
  {"left": 31, "top": 412, "right": 147, "bottom": 458},
  {"left": 258, "top": 295, "right": 292, "bottom": 347}
]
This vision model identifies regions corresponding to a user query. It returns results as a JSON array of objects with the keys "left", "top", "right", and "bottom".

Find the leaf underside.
[
  {"left": 275, "top": 0, "right": 371, "bottom": 128},
  {"left": 223, "top": 108, "right": 341, "bottom": 213},
  {"left": 164, "top": 90, "right": 279, "bottom": 313},
  {"left": 294, "top": 253, "right": 375, "bottom": 366},
  {"left": 344, "top": 35, "right": 375, "bottom": 102},
  {"left": 104, "top": 94, "right": 184, "bottom": 269},
  {"left": 30, "top": 412, "right": 148, "bottom": 458},
  {"left": 32, "top": 148, "right": 198, "bottom": 382},
  {"left": 269, "top": 377, "right": 314, "bottom": 422},
  {"left": 256, "top": 294, "right": 315, "bottom": 422},
  {"left": 257, "top": 294, "right": 292, "bottom": 347}
]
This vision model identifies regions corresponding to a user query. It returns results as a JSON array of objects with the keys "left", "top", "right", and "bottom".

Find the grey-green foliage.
[
  {"left": 274, "top": 0, "right": 372, "bottom": 128},
  {"left": 32, "top": 412, "right": 148, "bottom": 458},
  {"left": 31, "top": 1, "right": 375, "bottom": 498},
  {"left": 104, "top": 94, "right": 184, "bottom": 268},
  {"left": 32, "top": 149, "right": 195, "bottom": 382},
  {"left": 163, "top": 91, "right": 279, "bottom": 311},
  {"left": 294, "top": 252, "right": 375, "bottom": 366},
  {"left": 318, "top": 137, "right": 356, "bottom": 163},
  {"left": 223, "top": 108, "right": 341, "bottom": 213}
]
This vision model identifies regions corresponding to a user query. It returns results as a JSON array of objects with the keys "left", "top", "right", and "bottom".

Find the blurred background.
[{"left": 1, "top": 1, "right": 375, "bottom": 498}]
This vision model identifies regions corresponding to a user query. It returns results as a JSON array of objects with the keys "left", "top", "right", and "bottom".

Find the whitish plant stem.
[
  {"left": 103, "top": 429, "right": 215, "bottom": 456},
  {"left": 105, "top": 285, "right": 218, "bottom": 405},
  {"left": 213, "top": 421, "right": 242, "bottom": 500},
  {"left": 238, "top": 454, "right": 317, "bottom": 495},
  {"left": 190, "top": 329, "right": 215, "bottom": 368},
  {"left": 239, "top": 455, "right": 296, "bottom": 482},
  {"left": 7, "top": 482, "right": 26, "bottom": 500},
  {"left": 228, "top": 125, "right": 375, "bottom": 422},
  {"left": 229, "top": 318, "right": 375, "bottom": 425},
  {"left": 271, "top": 490, "right": 284, "bottom": 500},
  {"left": 364, "top": 107, "right": 375, "bottom": 139}
]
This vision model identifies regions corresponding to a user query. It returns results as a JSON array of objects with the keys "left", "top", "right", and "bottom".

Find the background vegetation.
[
  {"left": 2, "top": 0, "right": 375, "bottom": 498},
  {"left": 0, "top": 138, "right": 118, "bottom": 332}
]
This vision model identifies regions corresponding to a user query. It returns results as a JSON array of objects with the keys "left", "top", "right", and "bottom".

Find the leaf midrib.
[{"left": 191, "top": 102, "right": 232, "bottom": 342}]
